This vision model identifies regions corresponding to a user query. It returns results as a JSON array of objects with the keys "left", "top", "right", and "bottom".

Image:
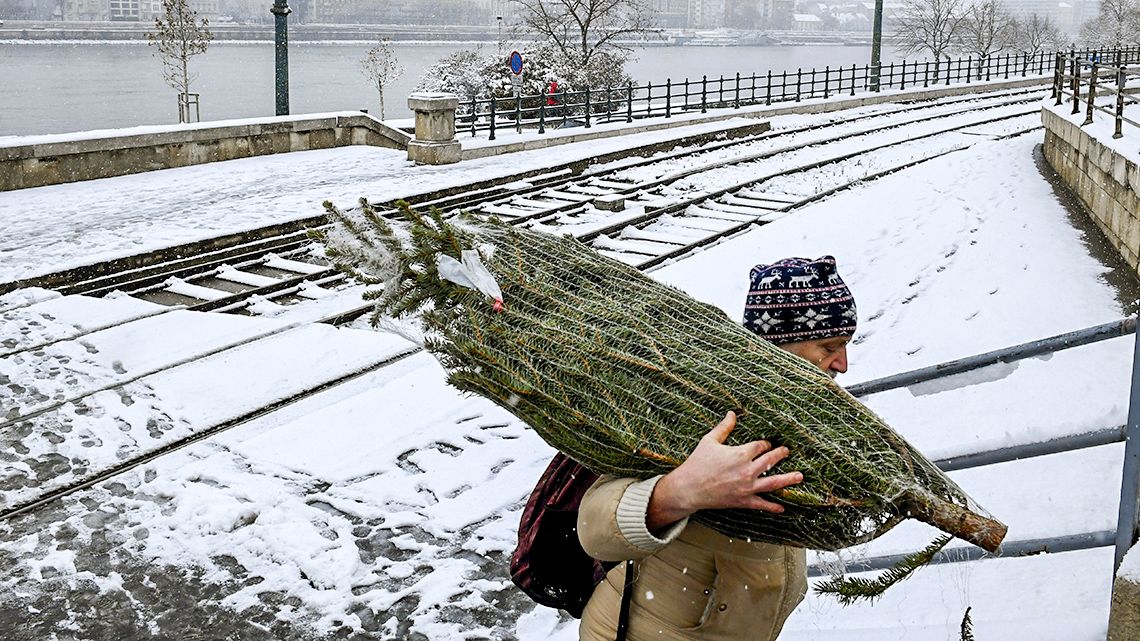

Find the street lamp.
[
  {"left": 497, "top": 15, "right": 503, "bottom": 56},
  {"left": 870, "top": 0, "right": 884, "bottom": 92},
  {"left": 271, "top": 0, "right": 292, "bottom": 116}
]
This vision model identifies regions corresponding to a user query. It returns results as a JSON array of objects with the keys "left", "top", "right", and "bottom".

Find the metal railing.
[
  {"left": 805, "top": 316, "right": 1140, "bottom": 578},
  {"left": 1052, "top": 49, "right": 1140, "bottom": 148},
  {"left": 458, "top": 47, "right": 1140, "bottom": 140}
]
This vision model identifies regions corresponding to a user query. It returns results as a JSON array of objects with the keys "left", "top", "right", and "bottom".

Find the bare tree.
[
  {"left": 511, "top": 0, "right": 658, "bottom": 70},
  {"left": 1079, "top": 0, "right": 1140, "bottom": 48},
  {"left": 956, "top": 0, "right": 1018, "bottom": 74},
  {"left": 1016, "top": 13, "right": 1063, "bottom": 55},
  {"left": 360, "top": 38, "right": 404, "bottom": 120},
  {"left": 147, "top": 0, "right": 212, "bottom": 123},
  {"left": 892, "top": 0, "right": 967, "bottom": 74}
]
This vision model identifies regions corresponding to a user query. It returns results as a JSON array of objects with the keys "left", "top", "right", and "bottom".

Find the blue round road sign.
[{"left": 509, "top": 50, "right": 523, "bottom": 75}]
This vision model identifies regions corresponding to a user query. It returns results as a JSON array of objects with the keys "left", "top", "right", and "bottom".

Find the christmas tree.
[{"left": 318, "top": 200, "right": 1007, "bottom": 598}]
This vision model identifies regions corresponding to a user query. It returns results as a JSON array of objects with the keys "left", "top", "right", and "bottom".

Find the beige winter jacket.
[{"left": 577, "top": 474, "right": 807, "bottom": 641}]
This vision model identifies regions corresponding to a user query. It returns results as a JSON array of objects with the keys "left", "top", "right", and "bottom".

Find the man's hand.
[{"left": 646, "top": 411, "right": 803, "bottom": 533}]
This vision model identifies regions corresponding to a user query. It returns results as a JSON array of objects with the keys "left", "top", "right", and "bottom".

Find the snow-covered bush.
[{"left": 414, "top": 41, "right": 635, "bottom": 102}]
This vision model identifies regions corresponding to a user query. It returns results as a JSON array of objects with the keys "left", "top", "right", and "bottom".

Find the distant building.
[
  {"left": 63, "top": 0, "right": 108, "bottom": 20},
  {"left": 307, "top": 0, "right": 492, "bottom": 25},
  {"left": 792, "top": 12, "right": 822, "bottom": 31},
  {"left": 688, "top": 0, "right": 726, "bottom": 28},
  {"left": 0, "top": 0, "right": 61, "bottom": 20}
]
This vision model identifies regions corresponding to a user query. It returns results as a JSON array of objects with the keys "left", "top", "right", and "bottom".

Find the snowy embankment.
[{"left": 0, "top": 121, "right": 1132, "bottom": 639}]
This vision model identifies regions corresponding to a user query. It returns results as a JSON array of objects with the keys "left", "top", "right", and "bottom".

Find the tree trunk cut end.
[{"left": 908, "top": 493, "right": 1008, "bottom": 554}]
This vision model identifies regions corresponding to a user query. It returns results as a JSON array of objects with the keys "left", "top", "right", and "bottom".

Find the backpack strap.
[{"left": 615, "top": 559, "right": 635, "bottom": 641}]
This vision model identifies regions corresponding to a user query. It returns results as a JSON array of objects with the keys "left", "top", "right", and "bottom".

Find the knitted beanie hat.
[{"left": 742, "top": 256, "right": 857, "bottom": 343}]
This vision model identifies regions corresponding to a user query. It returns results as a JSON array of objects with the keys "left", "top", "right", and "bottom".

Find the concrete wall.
[
  {"left": 0, "top": 113, "right": 412, "bottom": 192},
  {"left": 1109, "top": 573, "right": 1140, "bottom": 641},
  {"left": 1041, "top": 106, "right": 1140, "bottom": 274}
]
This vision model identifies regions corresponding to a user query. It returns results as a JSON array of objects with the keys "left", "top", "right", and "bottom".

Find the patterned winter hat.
[{"left": 742, "top": 256, "right": 857, "bottom": 343}]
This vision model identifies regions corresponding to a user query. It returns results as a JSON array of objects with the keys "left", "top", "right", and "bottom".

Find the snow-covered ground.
[{"left": 1, "top": 98, "right": 1136, "bottom": 641}]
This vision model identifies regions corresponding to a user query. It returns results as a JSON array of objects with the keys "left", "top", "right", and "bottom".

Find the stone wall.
[
  {"left": 1041, "top": 105, "right": 1140, "bottom": 273},
  {"left": 0, "top": 113, "right": 412, "bottom": 192}
]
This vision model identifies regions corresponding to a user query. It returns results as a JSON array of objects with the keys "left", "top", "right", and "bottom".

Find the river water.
[{"left": 0, "top": 41, "right": 900, "bottom": 137}]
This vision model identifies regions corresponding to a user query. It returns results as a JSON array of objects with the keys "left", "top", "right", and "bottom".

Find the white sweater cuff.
[{"left": 616, "top": 475, "right": 689, "bottom": 552}]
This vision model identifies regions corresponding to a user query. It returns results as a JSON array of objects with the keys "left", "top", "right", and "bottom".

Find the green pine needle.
[
  {"left": 814, "top": 535, "right": 952, "bottom": 605},
  {"left": 960, "top": 606, "right": 975, "bottom": 641}
]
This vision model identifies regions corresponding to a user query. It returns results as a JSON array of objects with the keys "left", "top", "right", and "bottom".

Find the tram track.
[{"left": 0, "top": 92, "right": 1046, "bottom": 522}]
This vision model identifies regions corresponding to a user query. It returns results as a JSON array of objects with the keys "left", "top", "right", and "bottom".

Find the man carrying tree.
[{"left": 577, "top": 256, "right": 856, "bottom": 641}]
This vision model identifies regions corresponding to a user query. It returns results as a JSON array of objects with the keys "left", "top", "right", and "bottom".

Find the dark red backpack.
[
  {"left": 511, "top": 452, "right": 637, "bottom": 638},
  {"left": 510, "top": 453, "right": 613, "bottom": 618}
]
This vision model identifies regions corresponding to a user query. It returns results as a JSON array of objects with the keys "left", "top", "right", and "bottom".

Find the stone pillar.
[
  {"left": 407, "top": 93, "right": 462, "bottom": 165},
  {"left": 1109, "top": 545, "right": 1140, "bottom": 641}
]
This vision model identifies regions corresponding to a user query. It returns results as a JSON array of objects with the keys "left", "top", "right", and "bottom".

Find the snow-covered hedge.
[{"left": 413, "top": 42, "right": 635, "bottom": 101}]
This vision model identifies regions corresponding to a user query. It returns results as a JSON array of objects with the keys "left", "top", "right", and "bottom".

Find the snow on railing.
[
  {"left": 456, "top": 48, "right": 1135, "bottom": 140},
  {"left": 1053, "top": 49, "right": 1140, "bottom": 150}
]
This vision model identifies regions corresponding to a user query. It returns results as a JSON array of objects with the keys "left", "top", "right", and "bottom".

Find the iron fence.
[
  {"left": 458, "top": 47, "right": 1140, "bottom": 140},
  {"left": 1052, "top": 49, "right": 1140, "bottom": 148},
  {"left": 803, "top": 316, "right": 1140, "bottom": 578}
]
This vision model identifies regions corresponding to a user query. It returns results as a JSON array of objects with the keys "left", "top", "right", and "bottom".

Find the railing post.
[
  {"left": 1051, "top": 52, "right": 1062, "bottom": 102},
  {"left": 923, "top": 61, "right": 929, "bottom": 87},
  {"left": 1084, "top": 61, "right": 1098, "bottom": 126},
  {"left": 701, "top": 75, "right": 708, "bottom": 113},
  {"left": 560, "top": 87, "right": 568, "bottom": 128},
  {"left": 719, "top": 74, "right": 725, "bottom": 106},
  {"left": 605, "top": 85, "right": 612, "bottom": 124},
  {"left": 851, "top": 63, "right": 857, "bottom": 95},
  {"left": 626, "top": 81, "right": 633, "bottom": 123},
  {"left": 734, "top": 72, "right": 741, "bottom": 108},
  {"left": 470, "top": 94, "right": 477, "bottom": 137},
  {"left": 1114, "top": 317, "right": 1140, "bottom": 572},
  {"left": 946, "top": 58, "right": 951, "bottom": 85},
  {"left": 1071, "top": 55, "right": 1081, "bottom": 115},
  {"left": 515, "top": 92, "right": 522, "bottom": 134},
  {"left": 584, "top": 87, "right": 591, "bottom": 128},
  {"left": 750, "top": 73, "right": 757, "bottom": 105},
  {"left": 665, "top": 79, "right": 672, "bottom": 118},
  {"left": 646, "top": 81, "right": 653, "bottom": 118},
  {"left": 766, "top": 70, "right": 772, "bottom": 104},
  {"left": 900, "top": 60, "right": 906, "bottom": 90},
  {"left": 538, "top": 89, "right": 547, "bottom": 134},
  {"left": 967, "top": 56, "right": 973, "bottom": 83},
  {"left": 684, "top": 78, "right": 690, "bottom": 111},
  {"left": 795, "top": 68, "right": 802, "bottom": 101},
  {"left": 1055, "top": 53, "right": 1066, "bottom": 106},
  {"left": 488, "top": 94, "right": 496, "bottom": 140},
  {"left": 1004, "top": 53, "right": 1010, "bottom": 79},
  {"left": 810, "top": 67, "right": 816, "bottom": 98},
  {"left": 1115, "top": 67, "right": 1126, "bottom": 139},
  {"left": 824, "top": 65, "right": 831, "bottom": 98}
]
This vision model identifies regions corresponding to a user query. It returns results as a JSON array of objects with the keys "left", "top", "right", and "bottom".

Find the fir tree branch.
[
  {"left": 960, "top": 606, "right": 975, "bottom": 641},
  {"left": 814, "top": 535, "right": 952, "bottom": 605}
]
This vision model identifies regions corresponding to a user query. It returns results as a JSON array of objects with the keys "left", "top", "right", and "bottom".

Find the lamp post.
[
  {"left": 870, "top": 0, "right": 884, "bottom": 91},
  {"left": 271, "top": 0, "right": 292, "bottom": 116}
]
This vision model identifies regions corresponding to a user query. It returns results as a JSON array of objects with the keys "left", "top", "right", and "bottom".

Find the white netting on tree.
[{"left": 318, "top": 201, "right": 1007, "bottom": 564}]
